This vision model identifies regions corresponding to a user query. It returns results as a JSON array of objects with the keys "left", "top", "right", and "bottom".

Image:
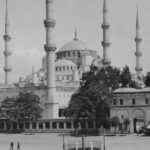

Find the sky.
[{"left": 0, "top": 0, "right": 149, "bottom": 83}]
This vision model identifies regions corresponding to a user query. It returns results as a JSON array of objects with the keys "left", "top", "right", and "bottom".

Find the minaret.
[
  {"left": 32, "top": 66, "right": 35, "bottom": 84},
  {"left": 135, "top": 6, "right": 143, "bottom": 77},
  {"left": 4, "top": 0, "right": 12, "bottom": 85},
  {"left": 44, "top": 0, "right": 58, "bottom": 118},
  {"left": 102, "top": 0, "right": 111, "bottom": 65}
]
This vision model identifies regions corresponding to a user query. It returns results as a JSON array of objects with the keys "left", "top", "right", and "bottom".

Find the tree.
[
  {"left": 123, "top": 117, "right": 130, "bottom": 130},
  {"left": 120, "top": 66, "right": 132, "bottom": 87},
  {"left": 145, "top": 72, "right": 150, "bottom": 87},
  {"left": 0, "top": 91, "right": 43, "bottom": 122},
  {"left": 110, "top": 116, "right": 120, "bottom": 135},
  {"left": 67, "top": 69, "right": 111, "bottom": 131},
  {"left": 0, "top": 97, "right": 16, "bottom": 121},
  {"left": 96, "top": 66, "right": 121, "bottom": 91}
]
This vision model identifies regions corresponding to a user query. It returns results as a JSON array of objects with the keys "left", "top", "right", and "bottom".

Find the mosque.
[{"left": 0, "top": 0, "right": 149, "bottom": 132}]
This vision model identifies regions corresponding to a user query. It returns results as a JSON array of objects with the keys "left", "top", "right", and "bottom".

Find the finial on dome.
[{"left": 74, "top": 28, "right": 78, "bottom": 40}]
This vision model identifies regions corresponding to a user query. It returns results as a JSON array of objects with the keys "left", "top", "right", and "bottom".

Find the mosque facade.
[
  {"left": 0, "top": 0, "right": 149, "bottom": 133},
  {"left": 19, "top": 31, "right": 102, "bottom": 119}
]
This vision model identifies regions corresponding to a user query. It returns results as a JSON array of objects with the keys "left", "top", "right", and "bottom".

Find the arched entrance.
[{"left": 132, "top": 109, "right": 145, "bottom": 133}]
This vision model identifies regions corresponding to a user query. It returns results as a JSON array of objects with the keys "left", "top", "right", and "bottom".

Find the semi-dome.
[
  {"left": 55, "top": 59, "right": 76, "bottom": 67},
  {"left": 59, "top": 29, "right": 87, "bottom": 52}
]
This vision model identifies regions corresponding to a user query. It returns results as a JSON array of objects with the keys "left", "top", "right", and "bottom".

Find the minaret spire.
[
  {"left": 32, "top": 66, "right": 35, "bottom": 83},
  {"left": 102, "top": 0, "right": 111, "bottom": 65},
  {"left": 44, "top": 0, "right": 58, "bottom": 118},
  {"left": 136, "top": 5, "right": 139, "bottom": 29},
  {"left": 4, "top": 0, "right": 12, "bottom": 85},
  {"left": 74, "top": 28, "right": 78, "bottom": 40},
  {"left": 135, "top": 5, "right": 143, "bottom": 77}
]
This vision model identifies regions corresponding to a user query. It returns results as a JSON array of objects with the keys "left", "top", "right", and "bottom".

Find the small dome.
[{"left": 55, "top": 59, "right": 76, "bottom": 67}]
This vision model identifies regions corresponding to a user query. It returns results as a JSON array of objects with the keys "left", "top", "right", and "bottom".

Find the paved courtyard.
[{"left": 0, "top": 133, "right": 149, "bottom": 150}]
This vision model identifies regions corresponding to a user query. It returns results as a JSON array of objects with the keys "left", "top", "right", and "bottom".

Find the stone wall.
[{"left": 111, "top": 90, "right": 150, "bottom": 132}]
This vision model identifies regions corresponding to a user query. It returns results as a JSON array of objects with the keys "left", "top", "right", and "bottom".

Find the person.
[
  {"left": 128, "top": 128, "right": 130, "bottom": 134},
  {"left": 10, "top": 142, "right": 13, "bottom": 150},
  {"left": 17, "top": 142, "right": 20, "bottom": 150}
]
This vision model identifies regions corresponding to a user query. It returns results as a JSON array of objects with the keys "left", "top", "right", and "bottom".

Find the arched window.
[
  {"left": 63, "top": 52, "right": 66, "bottom": 57},
  {"left": 68, "top": 52, "right": 70, "bottom": 57},
  {"left": 73, "top": 51, "right": 76, "bottom": 56}
]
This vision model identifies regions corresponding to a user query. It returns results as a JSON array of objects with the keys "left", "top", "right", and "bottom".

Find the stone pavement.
[{"left": 0, "top": 133, "right": 149, "bottom": 150}]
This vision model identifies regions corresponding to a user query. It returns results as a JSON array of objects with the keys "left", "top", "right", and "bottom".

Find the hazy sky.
[{"left": 0, "top": 0, "right": 149, "bottom": 83}]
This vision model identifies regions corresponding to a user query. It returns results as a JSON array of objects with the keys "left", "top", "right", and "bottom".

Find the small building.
[{"left": 111, "top": 87, "right": 150, "bottom": 132}]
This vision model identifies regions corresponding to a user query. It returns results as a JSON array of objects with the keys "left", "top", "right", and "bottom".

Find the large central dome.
[
  {"left": 59, "top": 39, "right": 87, "bottom": 52},
  {"left": 59, "top": 30, "right": 87, "bottom": 52}
]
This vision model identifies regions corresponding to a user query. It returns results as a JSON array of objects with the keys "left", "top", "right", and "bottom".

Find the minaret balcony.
[
  {"left": 135, "top": 37, "right": 142, "bottom": 42},
  {"left": 4, "top": 50, "right": 12, "bottom": 56},
  {"left": 102, "top": 41, "right": 111, "bottom": 47},
  {"left": 102, "top": 59, "right": 111, "bottom": 65},
  {"left": 44, "top": 43, "right": 56, "bottom": 52},
  {"left": 135, "top": 51, "right": 142, "bottom": 57},
  {"left": 46, "top": 0, "right": 53, "bottom": 3},
  {"left": 3, "top": 35, "right": 11, "bottom": 41},
  {"left": 44, "top": 19, "right": 56, "bottom": 28},
  {"left": 4, "top": 67, "right": 12, "bottom": 72},
  {"left": 101, "top": 23, "right": 110, "bottom": 29},
  {"left": 135, "top": 66, "right": 143, "bottom": 72}
]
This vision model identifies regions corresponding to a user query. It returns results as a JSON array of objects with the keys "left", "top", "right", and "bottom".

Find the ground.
[{"left": 0, "top": 133, "right": 149, "bottom": 150}]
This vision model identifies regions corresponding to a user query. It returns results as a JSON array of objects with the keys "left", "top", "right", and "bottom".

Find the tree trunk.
[{"left": 114, "top": 126, "right": 116, "bottom": 135}]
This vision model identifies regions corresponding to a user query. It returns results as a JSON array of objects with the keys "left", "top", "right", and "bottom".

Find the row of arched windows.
[
  {"left": 56, "top": 51, "right": 80, "bottom": 59},
  {"left": 55, "top": 66, "right": 77, "bottom": 71},
  {"left": 56, "top": 76, "right": 72, "bottom": 81}
]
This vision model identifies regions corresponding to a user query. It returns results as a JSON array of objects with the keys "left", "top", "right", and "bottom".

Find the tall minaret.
[
  {"left": 102, "top": 0, "right": 111, "bottom": 65},
  {"left": 44, "top": 0, "right": 58, "bottom": 118},
  {"left": 4, "top": 0, "right": 12, "bottom": 85},
  {"left": 135, "top": 6, "right": 143, "bottom": 77}
]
